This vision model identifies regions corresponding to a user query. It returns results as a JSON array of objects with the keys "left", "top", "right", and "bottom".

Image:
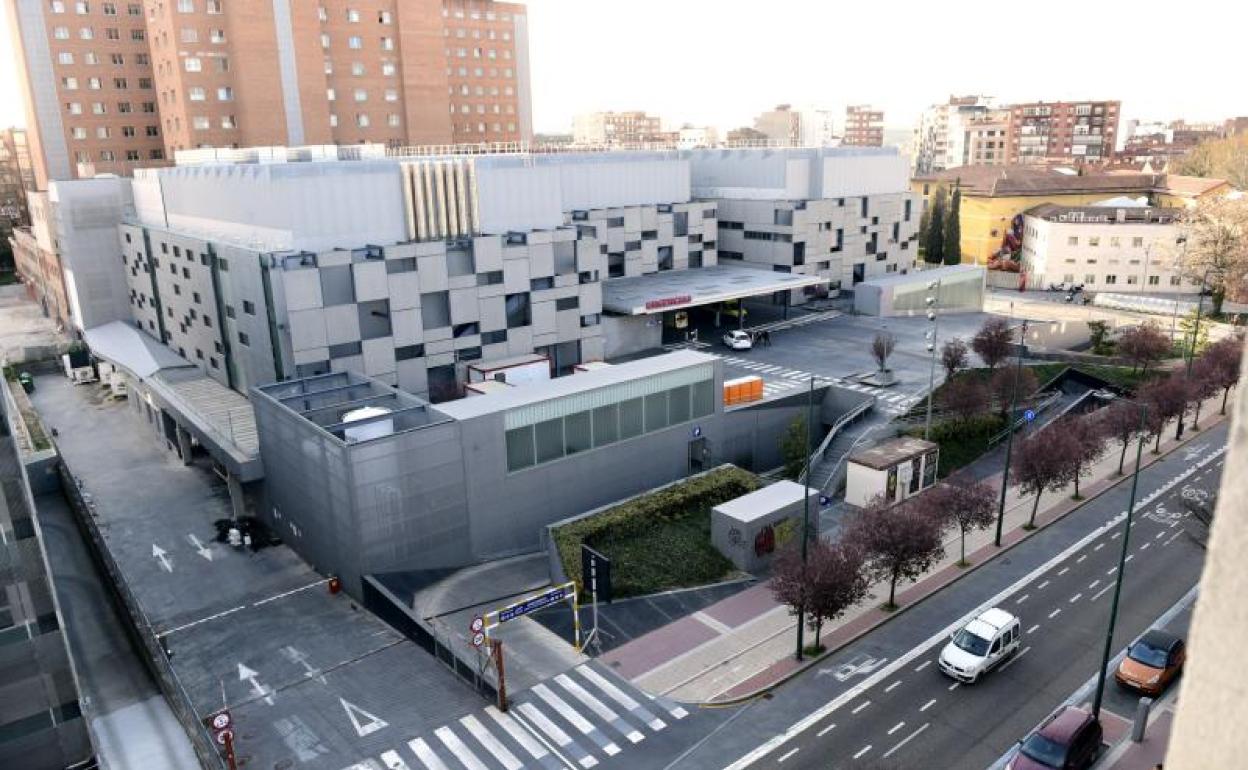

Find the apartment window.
[
  {"left": 121, "top": 125, "right": 134, "bottom": 137},
  {"left": 321, "top": 33, "right": 330, "bottom": 49},
  {"left": 85, "top": 76, "right": 101, "bottom": 89},
  {"left": 329, "top": 114, "right": 338, "bottom": 127},
  {"left": 387, "top": 114, "right": 400, "bottom": 127},
  {"left": 92, "top": 101, "right": 106, "bottom": 114},
  {"left": 356, "top": 113, "right": 369, "bottom": 127},
  {"left": 192, "top": 116, "right": 209, "bottom": 130},
  {"left": 238, "top": 332, "right": 250, "bottom": 347},
  {"left": 72, "top": 126, "right": 87, "bottom": 139},
  {"left": 1104, "top": 274, "right": 1117, "bottom": 285},
  {"left": 99, "top": 150, "right": 114, "bottom": 161},
  {"left": 1067, "top": 236, "right": 1079, "bottom": 246},
  {"left": 214, "top": 57, "right": 228, "bottom": 73},
  {"left": 381, "top": 62, "right": 395, "bottom": 76},
  {"left": 1132, "top": 237, "right": 1144, "bottom": 247},
  {"left": 96, "top": 126, "right": 110, "bottom": 139},
  {"left": 380, "top": 36, "right": 393, "bottom": 51},
  {"left": 346, "top": 8, "right": 359, "bottom": 22},
  {"left": 220, "top": 115, "right": 235, "bottom": 129},
  {"left": 58, "top": 52, "right": 74, "bottom": 65},
  {"left": 113, "top": 77, "right": 128, "bottom": 89},
  {"left": 1110, "top": 236, "right": 1121, "bottom": 248},
  {"left": 130, "top": 28, "right": 143, "bottom": 40},
  {"left": 326, "top": 88, "right": 336, "bottom": 101},
  {"left": 188, "top": 86, "right": 205, "bottom": 101},
  {"left": 206, "top": 0, "right": 221, "bottom": 12},
  {"left": 1148, "top": 275, "right": 1160, "bottom": 286},
  {"left": 62, "top": 76, "right": 79, "bottom": 89},
  {"left": 348, "top": 35, "right": 362, "bottom": 49},
  {"left": 52, "top": 1, "right": 65, "bottom": 11},
  {"left": 54, "top": 26, "right": 70, "bottom": 38},
  {"left": 177, "top": 0, "right": 194, "bottom": 9},
  {"left": 127, "top": 3, "right": 140, "bottom": 14},
  {"left": 184, "top": 57, "right": 201, "bottom": 72},
  {"left": 353, "top": 88, "right": 367, "bottom": 102},
  {"left": 67, "top": 101, "right": 82, "bottom": 114},
  {"left": 142, "top": 101, "right": 155, "bottom": 112},
  {"left": 75, "top": 1, "right": 88, "bottom": 13},
  {"left": 110, "top": 52, "right": 124, "bottom": 65},
  {"left": 378, "top": 10, "right": 391, "bottom": 23},
  {"left": 217, "top": 86, "right": 232, "bottom": 101},
  {"left": 383, "top": 89, "right": 398, "bottom": 102},
  {"left": 1085, "top": 274, "right": 1096, "bottom": 284},
  {"left": 1088, "top": 236, "right": 1100, "bottom": 247},
  {"left": 180, "top": 28, "right": 197, "bottom": 43},
  {"left": 209, "top": 28, "right": 224, "bottom": 43},
  {"left": 351, "top": 61, "right": 365, "bottom": 75}
]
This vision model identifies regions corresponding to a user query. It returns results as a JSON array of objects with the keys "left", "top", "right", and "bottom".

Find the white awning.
[{"left": 602, "top": 264, "right": 828, "bottom": 315}]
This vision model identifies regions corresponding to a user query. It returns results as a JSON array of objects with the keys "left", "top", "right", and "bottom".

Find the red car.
[{"left": 1008, "top": 706, "right": 1102, "bottom": 770}]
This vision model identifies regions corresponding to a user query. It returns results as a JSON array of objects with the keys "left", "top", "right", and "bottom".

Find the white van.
[{"left": 938, "top": 607, "right": 1021, "bottom": 683}]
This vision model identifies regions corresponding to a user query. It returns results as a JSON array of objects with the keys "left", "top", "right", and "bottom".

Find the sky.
[{"left": 3, "top": 0, "right": 1246, "bottom": 137}]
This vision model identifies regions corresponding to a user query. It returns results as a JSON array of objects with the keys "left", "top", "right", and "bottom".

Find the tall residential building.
[
  {"left": 843, "top": 105, "right": 884, "bottom": 147},
  {"left": 676, "top": 125, "right": 718, "bottom": 149},
  {"left": 5, "top": 0, "right": 167, "bottom": 187},
  {"left": 571, "top": 111, "right": 664, "bottom": 146},
  {"left": 3, "top": 0, "right": 533, "bottom": 188},
  {"left": 1007, "top": 99, "right": 1121, "bottom": 165},
  {"left": 799, "top": 108, "right": 838, "bottom": 148},
  {"left": 912, "top": 95, "right": 1005, "bottom": 173},
  {"left": 752, "top": 105, "right": 801, "bottom": 147}
]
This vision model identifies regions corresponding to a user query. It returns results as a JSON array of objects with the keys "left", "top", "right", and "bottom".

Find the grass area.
[
  {"left": 4, "top": 378, "right": 51, "bottom": 452},
  {"left": 904, "top": 413, "right": 1005, "bottom": 480},
  {"left": 552, "top": 465, "right": 760, "bottom": 599}
]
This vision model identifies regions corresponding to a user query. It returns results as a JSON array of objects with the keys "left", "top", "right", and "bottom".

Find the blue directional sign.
[
  {"left": 497, "top": 584, "right": 572, "bottom": 623},
  {"left": 692, "top": 426, "right": 703, "bottom": 438},
  {"left": 1024, "top": 409, "right": 1036, "bottom": 422},
  {"left": 819, "top": 495, "right": 831, "bottom": 508}
]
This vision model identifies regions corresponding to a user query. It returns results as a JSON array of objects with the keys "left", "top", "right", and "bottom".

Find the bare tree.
[
  {"left": 845, "top": 498, "right": 946, "bottom": 610},
  {"left": 939, "top": 376, "right": 988, "bottom": 422},
  {"left": 921, "top": 476, "right": 997, "bottom": 566},
  {"left": 1117, "top": 323, "right": 1171, "bottom": 374},
  {"left": 1201, "top": 336, "right": 1244, "bottom": 415},
  {"left": 1058, "top": 415, "right": 1106, "bottom": 500},
  {"left": 989, "top": 366, "right": 1039, "bottom": 416},
  {"left": 1013, "top": 431, "right": 1077, "bottom": 529},
  {"left": 770, "top": 539, "right": 869, "bottom": 652},
  {"left": 1098, "top": 399, "right": 1144, "bottom": 476},
  {"left": 940, "top": 339, "right": 969, "bottom": 381},
  {"left": 1177, "top": 194, "right": 1248, "bottom": 316},
  {"left": 871, "top": 332, "right": 897, "bottom": 373},
  {"left": 972, "top": 317, "right": 1013, "bottom": 372}
]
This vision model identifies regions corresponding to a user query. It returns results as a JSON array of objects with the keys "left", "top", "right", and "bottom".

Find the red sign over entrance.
[{"left": 645, "top": 295, "right": 692, "bottom": 311}]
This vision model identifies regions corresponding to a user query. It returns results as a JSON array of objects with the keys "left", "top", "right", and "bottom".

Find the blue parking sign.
[{"left": 1024, "top": 409, "right": 1036, "bottom": 422}]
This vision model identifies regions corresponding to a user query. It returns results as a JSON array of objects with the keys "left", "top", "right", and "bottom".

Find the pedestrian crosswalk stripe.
[
  {"left": 434, "top": 726, "right": 489, "bottom": 770},
  {"left": 532, "top": 684, "right": 621, "bottom": 756},
  {"left": 555, "top": 673, "right": 645, "bottom": 744},
  {"left": 460, "top": 715, "right": 523, "bottom": 770},
  {"left": 484, "top": 706, "right": 553, "bottom": 762},
  {"left": 646, "top": 692, "right": 689, "bottom": 720},
  {"left": 407, "top": 738, "right": 451, "bottom": 770},
  {"left": 575, "top": 665, "right": 667, "bottom": 732},
  {"left": 380, "top": 750, "right": 411, "bottom": 770},
  {"left": 517, "top": 702, "right": 597, "bottom": 768}
]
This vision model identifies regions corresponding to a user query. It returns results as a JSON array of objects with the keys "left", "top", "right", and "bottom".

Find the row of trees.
[
  {"left": 1011, "top": 336, "right": 1242, "bottom": 528},
  {"left": 771, "top": 474, "right": 997, "bottom": 649},
  {"left": 921, "top": 183, "right": 963, "bottom": 266}
]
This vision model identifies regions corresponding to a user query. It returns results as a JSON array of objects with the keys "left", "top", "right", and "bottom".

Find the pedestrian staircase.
[{"left": 803, "top": 399, "right": 878, "bottom": 494}]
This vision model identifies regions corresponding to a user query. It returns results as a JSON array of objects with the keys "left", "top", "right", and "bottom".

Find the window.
[
  {"left": 380, "top": 36, "right": 393, "bottom": 51},
  {"left": 348, "top": 35, "right": 362, "bottom": 49},
  {"left": 79, "top": 26, "right": 94, "bottom": 39},
  {"left": 351, "top": 61, "right": 365, "bottom": 76},
  {"left": 188, "top": 86, "right": 205, "bottom": 101},
  {"left": 387, "top": 114, "right": 400, "bottom": 127},
  {"left": 55, "top": 26, "right": 70, "bottom": 39},
  {"left": 192, "top": 116, "right": 209, "bottom": 130},
  {"left": 206, "top": 0, "right": 221, "bottom": 12},
  {"left": 110, "top": 53, "right": 124, "bottom": 65},
  {"left": 210, "top": 28, "right": 225, "bottom": 43},
  {"left": 1148, "top": 275, "right": 1160, "bottom": 286},
  {"left": 217, "top": 86, "right": 232, "bottom": 101},
  {"left": 1088, "top": 236, "right": 1100, "bottom": 247},
  {"left": 346, "top": 8, "right": 359, "bottom": 22},
  {"left": 130, "top": 28, "right": 143, "bottom": 40},
  {"left": 181, "top": 28, "right": 197, "bottom": 43},
  {"left": 58, "top": 52, "right": 74, "bottom": 65},
  {"left": 1110, "top": 237, "right": 1121, "bottom": 248},
  {"left": 87, "top": 76, "right": 101, "bottom": 89},
  {"left": 1105, "top": 275, "right": 1117, "bottom": 285},
  {"left": 555, "top": 297, "right": 579, "bottom": 311},
  {"left": 355, "top": 113, "right": 369, "bottom": 127},
  {"left": 242, "top": 300, "right": 255, "bottom": 315},
  {"left": 66, "top": 101, "right": 82, "bottom": 114},
  {"left": 238, "top": 332, "right": 250, "bottom": 347},
  {"left": 326, "top": 88, "right": 336, "bottom": 101},
  {"left": 121, "top": 125, "right": 134, "bottom": 137},
  {"left": 62, "top": 76, "right": 79, "bottom": 89},
  {"left": 184, "top": 57, "right": 201, "bottom": 72},
  {"left": 382, "top": 62, "right": 396, "bottom": 76},
  {"left": 1067, "top": 236, "right": 1079, "bottom": 246},
  {"left": 220, "top": 115, "right": 235, "bottom": 129},
  {"left": 1170, "top": 276, "right": 1181, "bottom": 286},
  {"left": 1085, "top": 274, "right": 1096, "bottom": 285},
  {"left": 353, "top": 88, "right": 367, "bottom": 102},
  {"left": 1133, "top": 237, "right": 1145, "bottom": 247},
  {"left": 96, "top": 126, "right": 109, "bottom": 138},
  {"left": 321, "top": 33, "right": 330, "bottom": 48},
  {"left": 145, "top": 125, "right": 158, "bottom": 136},
  {"left": 177, "top": 0, "right": 194, "bottom": 10},
  {"left": 384, "top": 88, "right": 397, "bottom": 102}
]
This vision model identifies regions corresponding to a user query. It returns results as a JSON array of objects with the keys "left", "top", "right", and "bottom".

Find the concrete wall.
[
  {"left": 602, "top": 314, "right": 661, "bottom": 359},
  {"left": 49, "top": 178, "right": 134, "bottom": 333}
]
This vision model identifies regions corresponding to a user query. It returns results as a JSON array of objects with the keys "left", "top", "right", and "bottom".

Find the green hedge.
[
  {"left": 906, "top": 413, "right": 1006, "bottom": 479},
  {"left": 552, "top": 465, "right": 760, "bottom": 598}
]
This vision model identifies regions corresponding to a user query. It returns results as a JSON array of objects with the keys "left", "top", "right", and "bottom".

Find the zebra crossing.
[
  {"left": 348, "top": 664, "right": 688, "bottom": 770},
  {"left": 718, "top": 355, "right": 921, "bottom": 415}
]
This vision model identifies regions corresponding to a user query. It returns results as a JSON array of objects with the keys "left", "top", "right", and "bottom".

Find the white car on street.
[
  {"left": 723, "top": 330, "right": 753, "bottom": 350},
  {"left": 938, "top": 607, "right": 1021, "bottom": 683}
]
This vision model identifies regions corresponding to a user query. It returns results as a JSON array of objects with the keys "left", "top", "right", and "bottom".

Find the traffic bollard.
[{"left": 1132, "top": 697, "right": 1153, "bottom": 742}]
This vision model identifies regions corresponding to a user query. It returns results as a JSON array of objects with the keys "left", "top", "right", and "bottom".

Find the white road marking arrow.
[
  {"left": 280, "top": 646, "right": 327, "bottom": 685},
  {"left": 340, "top": 697, "right": 388, "bottom": 737},
  {"left": 238, "top": 663, "right": 274, "bottom": 705},
  {"left": 152, "top": 544, "right": 173, "bottom": 573},
  {"left": 187, "top": 534, "right": 213, "bottom": 561}
]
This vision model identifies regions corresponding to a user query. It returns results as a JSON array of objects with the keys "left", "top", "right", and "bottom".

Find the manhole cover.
[{"left": 273, "top": 759, "right": 294, "bottom": 770}]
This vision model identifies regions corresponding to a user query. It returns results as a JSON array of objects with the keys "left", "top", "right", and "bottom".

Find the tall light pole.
[
  {"left": 795, "top": 375, "right": 816, "bottom": 661},
  {"left": 1092, "top": 405, "right": 1148, "bottom": 721},
  {"left": 924, "top": 279, "right": 942, "bottom": 440},
  {"left": 1176, "top": 265, "right": 1213, "bottom": 441},
  {"left": 994, "top": 311, "right": 1029, "bottom": 547},
  {"left": 1168, "top": 236, "right": 1189, "bottom": 346}
]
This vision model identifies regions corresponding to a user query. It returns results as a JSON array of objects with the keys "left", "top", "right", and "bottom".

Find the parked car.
[
  {"left": 723, "top": 330, "right": 753, "bottom": 351},
  {"left": 1008, "top": 706, "right": 1102, "bottom": 770},
  {"left": 938, "top": 607, "right": 1020, "bottom": 683},
  {"left": 1115, "top": 629, "right": 1186, "bottom": 696}
]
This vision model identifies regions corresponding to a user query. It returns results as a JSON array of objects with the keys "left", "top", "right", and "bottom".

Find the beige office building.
[{"left": 4, "top": 0, "right": 533, "bottom": 187}]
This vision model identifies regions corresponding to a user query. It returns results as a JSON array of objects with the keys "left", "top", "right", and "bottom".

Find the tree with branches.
[
  {"left": 1140, "top": 374, "right": 1191, "bottom": 452},
  {"left": 1201, "top": 336, "right": 1244, "bottom": 415},
  {"left": 989, "top": 366, "right": 1038, "bottom": 417},
  {"left": 1117, "top": 323, "right": 1171, "bottom": 374},
  {"left": 940, "top": 338, "right": 969, "bottom": 381},
  {"left": 871, "top": 332, "right": 896, "bottom": 374},
  {"left": 845, "top": 498, "right": 946, "bottom": 610},
  {"left": 939, "top": 376, "right": 988, "bottom": 422},
  {"left": 779, "top": 415, "right": 809, "bottom": 480},
  {"left": 1177, "top": 194, "right": 1248, "bottom": 316},
  {"left": 1013, "top": 431, "right": 1077, "bottom": 529},
  {"left": 943, "top": 183, "right": 962, "bottom": 265},
  {"left": 770, "top": 538, "right": 869, "bottom": 653},
  {"left": 1098, "top": 399, "right": 1144, "bottom": 476},
  {"left": 1184, "top": 358, "right": 1220, "bottom": 432},
  {"left": 972, "top": 317, "right": 1013, "bottom": 372},
  {"left": 920, "top": 476, "right": 996, "bottom": 567},
  {"left": 1058, "top": 415, "right": 1106, "bottom": 500}
]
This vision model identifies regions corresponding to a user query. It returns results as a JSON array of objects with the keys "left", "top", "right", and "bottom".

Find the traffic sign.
[
  {"left": 469, "top": 616, "right": 484, "bottom": 634},
  {"left": 495, "top": 583, "right": 574, "bottom": 624},
  {"left": 691, "top": 425, "right": 703, "bottom": 438},
  {"left": 1024, "top": 409, "right": 1036, "bottom": 422},
  {"left": 471, "top": 632, "right": 485, "bottom": 648},
  {"left": 581, "top": 545, "right": 613, "bottom": 604},
  {"left": 216, "top": 728, "right": 234, "bottom": 746},
  {"left": 819, "top": 495, "right": 831, "bottom": 508},
  {"left": 211, "top": 711, "right": 232, "bottom": 731}
]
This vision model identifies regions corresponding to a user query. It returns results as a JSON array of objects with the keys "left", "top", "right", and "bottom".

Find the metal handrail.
[
  {"left": 987, "top": 390, "right": 1062, "bottom": 447},
  {"left": 798, "top": 397, "right": 875, "bottom": 484}
]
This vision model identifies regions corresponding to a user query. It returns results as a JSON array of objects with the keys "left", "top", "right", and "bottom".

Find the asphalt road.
[{"left": 668, "top": 423, "right": 1226, "bottom": 770}]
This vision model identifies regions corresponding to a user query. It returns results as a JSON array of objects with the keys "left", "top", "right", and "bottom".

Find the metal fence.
[{"left": 56, "top": 459, "right": 225, "bottom": 770}]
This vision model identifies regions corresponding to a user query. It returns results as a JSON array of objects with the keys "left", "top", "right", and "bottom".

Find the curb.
[{"left": 701, "top": 410, "right": 1228, "bottom": 707}]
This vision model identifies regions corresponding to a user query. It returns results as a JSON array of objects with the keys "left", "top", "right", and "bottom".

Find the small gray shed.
[{"left": 711, "top": 480, "right": 821, "bottom": 573}]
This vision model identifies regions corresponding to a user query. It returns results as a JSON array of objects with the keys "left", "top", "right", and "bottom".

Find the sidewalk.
[
  {"left": 600, "top": 395, "right": 1230, "bottom": 703},
  {"left": 1096, "top": 703, "right": 1174, "bottom": 770}
]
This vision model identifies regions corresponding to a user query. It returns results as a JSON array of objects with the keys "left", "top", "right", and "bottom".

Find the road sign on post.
[
  {"left": 581, "top": 545, "right": 612, "bottom": 605},
  {"left": 207, "top": 709, "right": 237, "bottom": 770},
  {"left": 1024, "top": 409, "right": 1036, "bottom": 422}
]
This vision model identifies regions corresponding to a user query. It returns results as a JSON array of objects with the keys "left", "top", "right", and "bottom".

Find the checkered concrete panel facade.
[
  {"left": 573, "top": 201, "right": 718, "bottom": 279},
  {"left": 713, "top": 191, "right": 920, "bottom": 295}
]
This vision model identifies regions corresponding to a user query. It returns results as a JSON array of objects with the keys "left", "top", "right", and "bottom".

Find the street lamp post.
[
  {"left": 1176, "top": 266, "right": 1212, "bottom": 441},
  {"left": 1168, "top": 237, "right": 1189, "bottom": 345},
  {"left": 795, "top": 375, "right": 816, "bottom": 661},
  {"left": 924, "top": 280, "right": 942, "bottom": 441},
  {"left": 1092, "top": 405, "right": 1149, "bottom": 721},
  {"left": 994, "top": 313, "right": 1029, "bottom": 547}
]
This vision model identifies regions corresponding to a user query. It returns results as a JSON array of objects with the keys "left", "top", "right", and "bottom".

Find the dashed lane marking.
[
  {"left": 882, "top": 724, "right": 929, "bottom": 759},
  {"left": 851, "top": 701, "right": 871, "bottom": 715},
  {"left": 884, "top": 681, "right": 901, "bottom": 693},
  {"left": 777, "top": 748, "right": 799, "bottom": 763},
  {"left": 817, "top": 723, "right": 837, "bottom": 737},
  {"left": 1027, "top": 624, "right": 1040, "bottom": 634},
  {"left": 1049, "top": 608, "right": 1062, "bottom": 619},
  {"left": 888, "top": 722, "right": 906, "bottom": 736},
  {"left": 853, "top": 746, "right": 873, "bottom": 760},
  {"left": 914, "top": 661, "right": 932, "bottom": 673},
  {"left": 920, "top": 699, "right": 936, "bottom": 713}
]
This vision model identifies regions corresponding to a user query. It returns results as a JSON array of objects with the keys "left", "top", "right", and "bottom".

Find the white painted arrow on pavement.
[
  {"left": 340, "top": 697, "right": 388, "bottom": 737},
  {"left": 281, "top": 645, "right": 327, "bottom": 685},
  {"left": 152, "top": 544, "right": 173, "bottom": 573},
  {"left": 238, "top": 663, "right": 274, "bottom": 705},
  {"left": 187, "top": 534, "right": 213, "bottom": 561}
]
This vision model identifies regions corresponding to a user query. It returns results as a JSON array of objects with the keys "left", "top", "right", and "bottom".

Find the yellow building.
[{"left": 910, "top": 166, "right": 1230, "bottom": 264}]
